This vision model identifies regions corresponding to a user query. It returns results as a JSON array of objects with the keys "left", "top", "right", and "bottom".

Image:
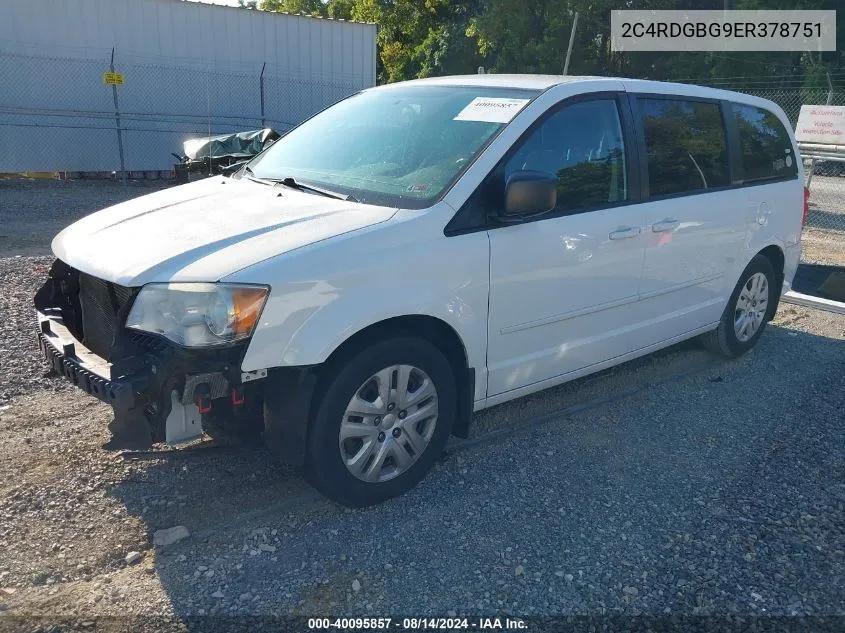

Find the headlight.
[{"left": 125, "top": 283, "right": 269, "bottom": 347}]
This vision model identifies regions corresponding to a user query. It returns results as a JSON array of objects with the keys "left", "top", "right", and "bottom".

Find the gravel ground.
[
  {"left": 1, "top": 178, "right": 844, "bottom": 631},
  {"left": 0, "top": 179, "right": 170, "bottom": 257},
  {"left": 0, "top": 254, "right": 843, "bottom": 631},
  {"left": 801, "top": 227, "right": 845, "bottom": 267}
]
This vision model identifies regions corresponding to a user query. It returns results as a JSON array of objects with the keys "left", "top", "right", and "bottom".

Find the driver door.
[{"left": 486, "top": 95, "right": 648, "bottom": 397}]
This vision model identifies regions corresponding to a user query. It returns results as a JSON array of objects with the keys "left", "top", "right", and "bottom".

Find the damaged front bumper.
[
  {"left": 36, "top": 307, "right": 253, "bottom": 448},
  {"left": 38, "top": 315, "right": 139, "bottom": 410},
  {"left": 34, "top": 260, "right": 317, "bottom": 463},
  {"left": 32, "top": 258, "right": 260, "bottom": 449}
]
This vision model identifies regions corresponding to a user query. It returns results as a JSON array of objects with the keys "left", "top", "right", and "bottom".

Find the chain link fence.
[{"left": 0, "top": 49, "right": 368, "bottom": 176}]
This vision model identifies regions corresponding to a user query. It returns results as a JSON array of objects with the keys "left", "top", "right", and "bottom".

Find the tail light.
[{"left": 803, "top": 186, "right": 810, "bottom": 225}]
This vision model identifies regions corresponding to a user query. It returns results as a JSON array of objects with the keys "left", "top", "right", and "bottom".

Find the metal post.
[
  {"left": 206, "top": 72, "right": 212, "bottom": 177},
  {"left": 806, "top": 72, "right": 833, "bottom": 190},
  {"left": 110, "top": 48, "right": 127, "bottom": 186},
  {"left": 259, "top": 62, "right": 266, "bottom": 128},
  {"left": 563, "top": 12, "right": 579, "bottom": 76}
]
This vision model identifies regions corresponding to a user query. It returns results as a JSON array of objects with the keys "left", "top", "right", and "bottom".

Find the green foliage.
[
  {"left": 326, "top": 0, "right": 355, "bottom": 19},
  {"left": 244, "top": 0, "right": 844, "bottom": 88},
  {"left": 347, "top": 0, "right": 480, "bottom": 83},
  {"left": 259, "top": 0, "right": 326, "bottom": 17}
]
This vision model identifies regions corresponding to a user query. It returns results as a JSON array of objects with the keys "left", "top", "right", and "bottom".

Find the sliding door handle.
[
  {"left": 652, "top": 218, "right": 680, "bottom": 232},
  {"left": 609, "top": 226, "right": 641, "bottom": 240}
]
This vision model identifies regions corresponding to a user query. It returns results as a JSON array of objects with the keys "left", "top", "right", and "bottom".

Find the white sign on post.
[{"left": 795, "top": 105, "right": 845, "bottom": 145}]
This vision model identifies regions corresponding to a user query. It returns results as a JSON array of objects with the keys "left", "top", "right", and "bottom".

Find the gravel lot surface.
[
  {"left": 1, "top": 178, "right": 844, "bottom": 631},
  {"left": 0, "top": 179, "right": 170, "bottom": 257},
  {"left": 801, "top": 227, "right": 845, "bottom": 267},
  {"left": 1, "top": 254, "right": 843, "bottom": 632}
]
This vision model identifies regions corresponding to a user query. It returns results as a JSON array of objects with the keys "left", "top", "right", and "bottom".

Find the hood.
[{"left": 52, "top": 177, "right": 398, "bottom": 286}]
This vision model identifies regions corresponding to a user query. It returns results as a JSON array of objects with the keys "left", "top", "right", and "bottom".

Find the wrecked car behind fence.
[{"left": 173, "top": 128, "right": 281, "bottom": 183}]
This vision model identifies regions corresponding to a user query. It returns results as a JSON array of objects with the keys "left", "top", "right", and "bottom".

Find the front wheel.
[
  {"left": 701, "top": 255, "right": 777, "bottom": 357},
  {"left": 305, "top": 336, "right": 456, "bottom": 507}
]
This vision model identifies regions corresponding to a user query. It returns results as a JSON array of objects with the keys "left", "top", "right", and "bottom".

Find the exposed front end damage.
[{"left": 33, "top": 260, "right": 269, "bottom": 449}]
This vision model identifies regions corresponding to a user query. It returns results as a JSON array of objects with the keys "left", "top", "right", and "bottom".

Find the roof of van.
[
  {"left": 378, "top": 74, "right": 776, "bottom": 109},
  {"left": 393, "top": 74, "right": 601, "bottom": 90}
]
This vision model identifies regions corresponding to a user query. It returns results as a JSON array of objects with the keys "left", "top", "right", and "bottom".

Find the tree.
[
  {"left": 245, "top": 0, "right": 843, "bottom": 89},
  {"left": 260, "top": 0, "right": 326, "bottom": 17},
  {"left": 326, "top": 0, "right": 355, "bottom": 19}
]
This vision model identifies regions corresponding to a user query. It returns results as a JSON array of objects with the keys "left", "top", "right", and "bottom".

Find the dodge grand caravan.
[{"left": 35, "top": 75, "right": 804, "bottom": 506}]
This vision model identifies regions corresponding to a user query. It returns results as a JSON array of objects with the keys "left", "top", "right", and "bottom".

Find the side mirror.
[{"left": 503, "top": 171, "right": 557, "bottom": 219}]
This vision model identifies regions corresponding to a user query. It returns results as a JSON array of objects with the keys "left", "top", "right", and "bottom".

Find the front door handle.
[
  {"left": 652, "top": 218, "right": 680, "bottom": 232},
  {"left": 609, "top": 226, "right": 641, "bottom": 240}
]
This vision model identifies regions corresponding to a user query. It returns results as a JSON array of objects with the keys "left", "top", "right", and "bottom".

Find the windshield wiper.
[
  {"left": 278, "top": 176, "right": 354, "bottom": 202},
  {"left": 241, "top": 165, "right": 277, "bottom": 186},
  {"left": 242, "top": 167, "right": 355, "bottom": 202}
]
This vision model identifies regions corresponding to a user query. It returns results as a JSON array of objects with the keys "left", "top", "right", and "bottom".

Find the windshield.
[{"left": 246, "top": 85, "right": 539, "bottom": 208}]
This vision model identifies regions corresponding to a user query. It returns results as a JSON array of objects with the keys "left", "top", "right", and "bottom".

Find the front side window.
[
  {"left": 639, "top": 98, "right": 729, "bottom": 197},
  {"left": 503, "top": 99, "right": 628, "bottom": 213},
  {"left": 247, "top": 85, "right": 539, "bottom": 209},
  {"left": 732, "top": 103, "right": 797, "bottom": 183}
]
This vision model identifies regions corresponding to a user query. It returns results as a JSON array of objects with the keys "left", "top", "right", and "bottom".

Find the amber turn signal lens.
[{"left": 231, "top": 287, "right": 268, "bottom": 337}]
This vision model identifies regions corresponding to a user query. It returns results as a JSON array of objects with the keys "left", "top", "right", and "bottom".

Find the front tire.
[
  {"left": 701, "top": 255, "right": 777, "bottom": 358},
  {"left": 305, "top": 336, "right": 456, "bottom": 507}
]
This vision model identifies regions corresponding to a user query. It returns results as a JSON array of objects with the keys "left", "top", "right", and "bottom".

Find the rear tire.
[
  {"left": 701, "top": 255, "right": 777, "bottom": 358},
  {"left": 305, "top": 336, "right": 456, "bottom": 507}
]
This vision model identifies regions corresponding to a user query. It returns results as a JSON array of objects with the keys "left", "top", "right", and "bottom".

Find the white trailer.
[{"left": 0, "top": 0, "right": 377, "bottom": 172}]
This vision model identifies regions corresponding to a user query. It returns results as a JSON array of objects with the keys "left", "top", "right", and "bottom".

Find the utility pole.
[{"left": 563, "top": 12, "right": 579, "bottom": 76}]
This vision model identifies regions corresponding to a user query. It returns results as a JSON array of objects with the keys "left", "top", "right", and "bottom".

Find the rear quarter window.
[{"left": 732, "top": 103, "right": 798, "bottom": 183}]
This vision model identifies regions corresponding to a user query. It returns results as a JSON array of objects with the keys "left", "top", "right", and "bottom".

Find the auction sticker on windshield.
[{"left": 454, "top": 97, "right": 530, "bottom": 123}]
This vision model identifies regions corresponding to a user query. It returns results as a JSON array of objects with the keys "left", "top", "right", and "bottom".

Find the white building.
[{"left": 0, "top": 0, "right": 377, "bottom": 172}]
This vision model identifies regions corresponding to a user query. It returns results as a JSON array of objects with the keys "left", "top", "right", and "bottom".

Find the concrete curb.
[{"left": 782, "top": 290, "right": 845, "bottom": 315}]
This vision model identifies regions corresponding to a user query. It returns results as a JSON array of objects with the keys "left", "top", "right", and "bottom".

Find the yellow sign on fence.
[{"left": 103, "top": 72, "right": 125, "bottom": 85}]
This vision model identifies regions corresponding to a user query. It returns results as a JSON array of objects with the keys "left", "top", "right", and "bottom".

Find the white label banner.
[
  {"left": 611, "top": 10, "right": 836, "bottom": 52},
  {"left": 795, "top": 105, "right": 845, "bottom": 145},
  {"left": 454, "top": 97, "right": 530, "bottom": 124}
]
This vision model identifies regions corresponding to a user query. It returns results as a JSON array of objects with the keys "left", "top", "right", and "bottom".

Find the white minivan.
[{"left": 35, "top": 75, "right": 805, "bottom": 506}]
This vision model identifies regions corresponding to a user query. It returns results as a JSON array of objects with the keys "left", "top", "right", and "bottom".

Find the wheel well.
[
  {"left": 314, "top": 315, "right": 474, "bottom": 438},
  {"left": 757, "top": 245, "right": 785, "bottom": 319},
  {"left": 322, "top": 315, "right": 469, "bottom": 377},
  {"left": 758, "top": 245, "right": 784, "bottom": 278}
]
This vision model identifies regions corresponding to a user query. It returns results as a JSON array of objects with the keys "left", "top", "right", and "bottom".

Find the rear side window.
[
  {"left": 732, "top": 103, "right": 797, "bottom": 183},
  {"left": 639, "top": 98, "right": 729, "bottom": 197}
]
